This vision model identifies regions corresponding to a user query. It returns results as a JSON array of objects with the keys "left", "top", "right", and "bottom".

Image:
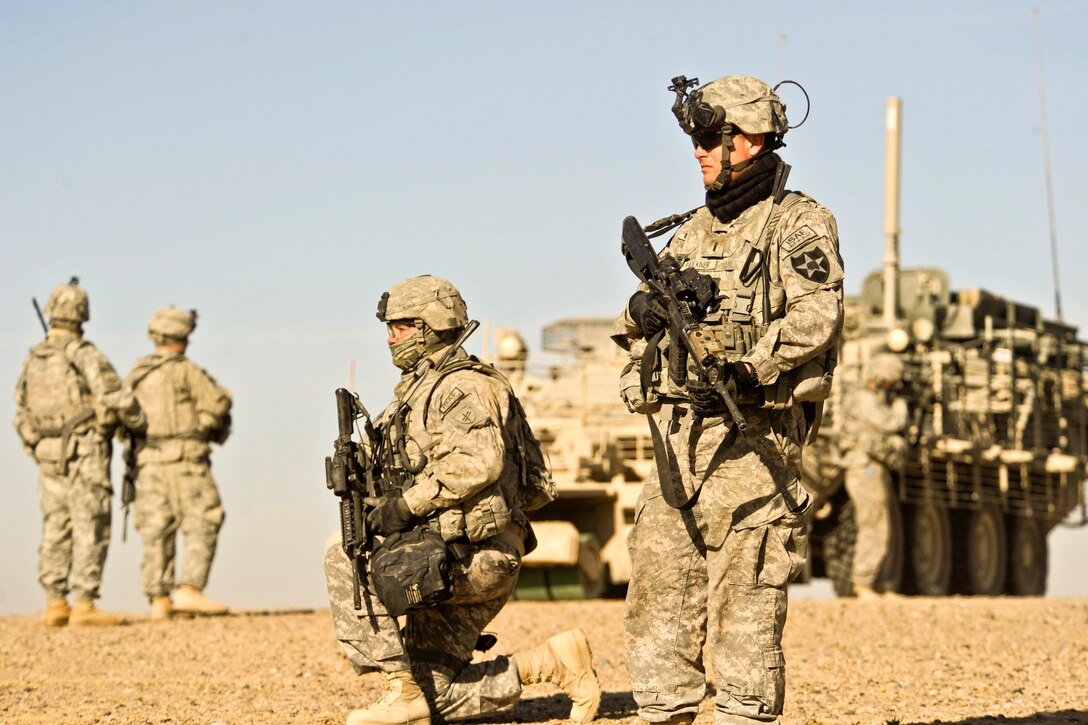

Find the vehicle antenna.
[{"left": 1032, "top": 6, "right": 1063, "bottom": 321}]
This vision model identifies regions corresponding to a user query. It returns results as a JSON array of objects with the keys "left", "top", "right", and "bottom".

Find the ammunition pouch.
[
  {"left": 791, "top": 347, "right": 837, "bottom": 403},
  {"left": 369, "top": 527, "right": 452, "bottom": 617},
  {"left": 717, "top": 321, "right": 767, "bottom": 360}
]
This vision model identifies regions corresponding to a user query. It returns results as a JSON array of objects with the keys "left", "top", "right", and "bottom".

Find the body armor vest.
[
  {"left": 131, "top": 357, "right": 200, "bottom": 440},
  {"left": 23, "top": 339, "right": 94, "bottom": 436}
]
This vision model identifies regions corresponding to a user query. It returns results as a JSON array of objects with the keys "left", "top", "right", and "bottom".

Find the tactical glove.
[
  {"left": 686, "top": 379, "right": 729, "bottom": 417},
  {"left": 687, "top": 363, "right": 759, "bottom": 416},
  {"left": 629, "top": 292, "right": 669, "bottom": 338},
  {"left": 730, "top": 361, "right": 760, "bottom": 394},
  {"left": 366, "top": 494, "right": 416, "bottom": 536}
]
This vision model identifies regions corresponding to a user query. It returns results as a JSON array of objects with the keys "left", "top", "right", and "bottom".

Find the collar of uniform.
[
  {"left": 709, "top": 194, "right": 774, "bottom": 242},
  {"left": 45, "top": 328, "right": 79, "bottom": 344},
  {"left": 394, "top": 345, "right": 469, "bottom": 399},
  {"left": 155, "top": 348, "right": 184, "bottom": 360}
]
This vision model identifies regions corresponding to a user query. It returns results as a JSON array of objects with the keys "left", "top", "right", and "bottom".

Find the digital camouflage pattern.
[
  {"left": 613, "top": 153, "right": 843, "bottom": 721},
  {"left": 43, "top": 280, "right": 90, "bottom": 323},
  {"left": 147, "top": 306, "right": 196, "bottom": 343},
  {"left": 126, "top": 349, "right": 231, "bottom": 598},
  {"left": 13, "top": 327, "right": 144, "bottom": 600},
  {"left": 325, "top": 344, "right": 535, "bottom": 720},
  {"left": 684, "top": 75, "right": 789, "bottom": 136},
  {"left": 378, "top": 275, "right": 470, "bottom": 371},
  {"left": 839, "top": 385, "right": 908, "bottom": 588}
]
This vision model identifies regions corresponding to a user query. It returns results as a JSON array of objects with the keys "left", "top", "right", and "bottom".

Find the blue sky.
[{"left": 2, "top": 1, "right": 1086, "bottom": 613}]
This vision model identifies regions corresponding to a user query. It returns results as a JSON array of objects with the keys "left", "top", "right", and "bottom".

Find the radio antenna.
[{"left": 1032, "top": 6, "right": 1063, "bottom": 321}]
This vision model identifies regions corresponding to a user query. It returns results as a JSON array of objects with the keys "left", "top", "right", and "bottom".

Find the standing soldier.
[
  {"left": 838, "top": 354, "right": 908, "bottom": 599},
  {"left": 125, "top": 306, "right": 232, "bottom": 619},
  {"left": 613, "top": 75, "right": 844, "bottom": 723},
  {"left": 324, "top": 275, "right": 599, "bottom": 725},
  {"left": 13, "top": 278, "right": 145, "bottom": 627}
]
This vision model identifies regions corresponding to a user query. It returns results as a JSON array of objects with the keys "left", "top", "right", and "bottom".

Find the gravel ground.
[{"left": 1, "top": 598, "right": 1086, "bottom": 725}]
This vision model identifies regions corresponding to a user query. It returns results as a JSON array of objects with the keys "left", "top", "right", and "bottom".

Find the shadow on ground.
[
  {"left": 474, "top": 691, "right": 639, "bottom": 722},
  {"left": 908, "top": 711, "right": 1088, "bottom": 725}
]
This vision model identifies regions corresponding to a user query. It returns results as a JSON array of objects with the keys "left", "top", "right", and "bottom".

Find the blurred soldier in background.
[
  {"left": 613, "top": 74, "right": 843, "bottom": 724},
  {"left": 125, "top": 306, "right": 233, "bottom": 619},
  {"left": 325, "top": 275, "right": 599, "bottom": 725},
  {"left": 13, "top": 278, "right": 145, "bottom": 627},
  {"left": 838, "top": 353, "right": 908, "bottom": 599}
]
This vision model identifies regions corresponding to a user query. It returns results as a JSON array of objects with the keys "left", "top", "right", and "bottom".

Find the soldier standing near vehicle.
[
  {"left": 13, "top": 278, "right": 145, "bottom": 627},
  {"left": 324, "top": 275, "right": 600, "bottom": 725},
  {"left": 613, "top": 75, "right": 844, "bottom": 724},
  {"left": 838, "top": 354, "right": 908, "bottom": 599},
  {"left": 124, "top": 306, "right": 232, "bottom": 619}
]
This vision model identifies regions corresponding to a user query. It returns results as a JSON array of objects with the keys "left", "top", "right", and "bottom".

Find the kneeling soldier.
[{"left": 324, "top": 275, "right": 600, "bottom": 725}]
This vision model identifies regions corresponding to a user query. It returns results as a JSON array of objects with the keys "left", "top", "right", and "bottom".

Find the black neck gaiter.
[{"left": 705, "top": 152, "right": 781, "bottom": 224}]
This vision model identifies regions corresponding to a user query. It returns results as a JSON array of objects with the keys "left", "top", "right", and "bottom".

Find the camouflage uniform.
[
  {"left": 126, "top": 307, "right": 232, "bottom": 600},
  {"left": 613, "top": 76, "right": 843, "bottom": 724},
  {"left": 326, "top": 346, "right": 532, "bottom": 720},
  {"left": 327, "top": 276, "right": 598, "bottom": 725},
  {"left": 839, "top": 375, "right": 908, "bottom": 590},
  {"left": 13, "top": 284, "right": 144, "bottom": 603}
]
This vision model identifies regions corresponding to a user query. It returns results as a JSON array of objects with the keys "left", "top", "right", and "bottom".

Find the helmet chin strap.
[
  {"left": 704, "top": 139, "right": 782, "bottom": 192},
  {"left": 705, "top": 130, "right": 734, "bottom": 192}
]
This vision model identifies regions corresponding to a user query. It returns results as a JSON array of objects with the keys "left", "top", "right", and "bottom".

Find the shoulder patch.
[
  {"left": 787, "top": 237, "right": 844, "bottom": 286},
  {"left": 781, "top": 225, "right": 818, "bottom": 252},
  {"left": 437, "top": 386, "right": 468, "bottom": 416},
  {"left": 443, "top": 394, "right": 491, "bottom": 433}
]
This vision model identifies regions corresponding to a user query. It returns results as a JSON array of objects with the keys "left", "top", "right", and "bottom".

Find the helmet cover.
[
  {"left": 377, "top": 275, "right": 468, "bottom": 370},
  {"left": 376, "top": 275, "right": 468, "bottom": 332},
  {"left": 148, "top": 306, "right": 197, "bottom": 343},
  {"left": 44, "top": 278, "right": 90, "bottom": 324},
  {"left": 676, "top": 75, "right": 789, "bottom": 137}
]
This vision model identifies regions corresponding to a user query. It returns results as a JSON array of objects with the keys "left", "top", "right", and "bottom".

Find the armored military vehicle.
[
  {"left": 505, "top": 99, "right": 1086, "bottom": 599},
  {"left": 806, "top": 270, "right": 1086, "bottom": 596},
  {"left": 805, "top": 98, "right": 1086, "bottom": 597},
  {"left": 491, "top": 319, "right": 648, "bottom": 599}
]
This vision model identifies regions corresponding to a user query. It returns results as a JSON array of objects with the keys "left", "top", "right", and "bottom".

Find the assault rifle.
[
  {"left": 621, "top": 215, "right": 747, "bottom": 431},
  {"left": 32, "top": 298, "right": 48, "bottom": 334},
  {"left": 325, "top": 321, "right": 482, "bottom": 610},
  {"left": 325, "top": 388, "right": 381, "bottom": 611},
  {"left": 120, "top": 430, "right": 143, "bottom": 542}
]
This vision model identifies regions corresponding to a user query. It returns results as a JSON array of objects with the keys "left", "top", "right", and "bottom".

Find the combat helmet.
[
  {"left": 148, "top": 306, "right": 197, "bottom": 345},
  {"left": 867, "top": 353, "right": 904, "bottom": 386},
  {"left": 669, "top": 74, "right": 792, "bottom": 190},
  {"left": 44, "top": 276, "right": 90, "bottom": 326},
  {"left": 377, "top": 275, "right": 468, "bottom": 370}
]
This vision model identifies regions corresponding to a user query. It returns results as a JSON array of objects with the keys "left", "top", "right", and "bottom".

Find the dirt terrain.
[{"left": 1, "top": 598, "right": 1086, "bottom": 725}]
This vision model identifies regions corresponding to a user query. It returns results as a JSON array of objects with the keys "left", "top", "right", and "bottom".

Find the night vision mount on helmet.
[{"left": 669, "top": 74, "right": 810, "bottom": 190}]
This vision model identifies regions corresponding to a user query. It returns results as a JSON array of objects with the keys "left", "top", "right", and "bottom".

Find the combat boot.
[
  {"left": 43, "top": 597, "right": 70, "bottom": 627},
  {"left": 150, "top": 595, "right": 173, "bottom": 620},
  {"left": 346, "top": 670, "right": 431, "bottom": 725},
  {"left": 514, "top": 629, "right": 600, "bottom": 723},
  {"left": 172, "top": 585, "right": 229, "bottom": 615},
  {"left": 69, "top": 598, "right": 128, "bottom": 626}
]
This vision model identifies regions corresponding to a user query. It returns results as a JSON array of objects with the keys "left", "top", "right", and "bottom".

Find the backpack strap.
[{"left": 127, "top": 355, "right": 173, "bottom": 390}]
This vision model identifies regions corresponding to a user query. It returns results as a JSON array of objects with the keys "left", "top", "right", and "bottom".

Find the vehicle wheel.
[
  {"left": 904, "top": 502, "right": 953, "bottom": 595},
  {"left": 952, "top": 505, "right": 1007, "bottom": 595},
  {"left": 1006, "top": 516, "right": 1048, "bottom": 596},
  {"left": 877, "top": 497, "right": 905, "bottom": 594},
  {"left": 821, "top": 500, "right": 856, "bottom": 597}
]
